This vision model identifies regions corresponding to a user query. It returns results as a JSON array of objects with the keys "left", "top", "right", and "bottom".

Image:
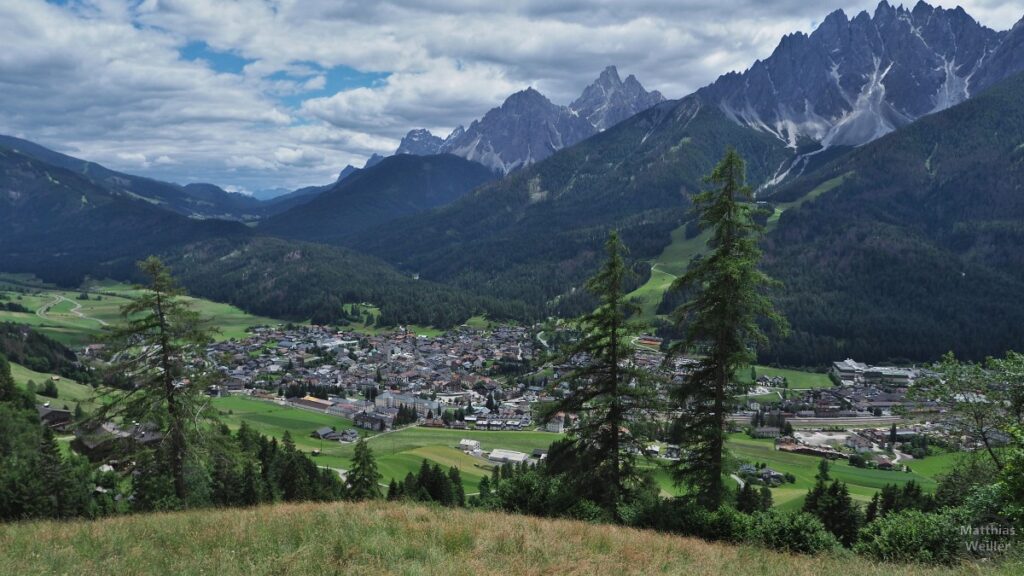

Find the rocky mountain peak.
[
  {"left": 396, "top": 129, "right": 445, "bottom": 156},
  {"left": 698, "top": 0, "right": 1008, "bottom": 150},
  {"left": 394, "top": 67, "right": 663, "bottom": 174}
]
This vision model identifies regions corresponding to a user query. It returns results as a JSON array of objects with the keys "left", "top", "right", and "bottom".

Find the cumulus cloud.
[{"left": 0, "top": 0, "right": 1017, "bottom": 192}]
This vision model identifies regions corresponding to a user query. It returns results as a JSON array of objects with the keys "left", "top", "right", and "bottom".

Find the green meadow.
[
  {"left": 0, "top": 275, "right": 282, "bottom": 346},
  {"left": 7, "top": 500, "right": 1011, "bottom": 576},
  {"left": 212, "top": 395, "right": 561, "bottom": 491},
  {"left": 9, "top": 361, "right": 99, "bottom": 411},
  {"left": 726, "top": 434, "right": 958, "bottom": 510}
]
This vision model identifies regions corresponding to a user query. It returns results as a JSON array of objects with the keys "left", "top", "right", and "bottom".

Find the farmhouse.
[
  {"left": 459, "top": 439, "right": 481, "bottom": 452},
  {"left": 36, "top": 403, "right": 72, "bottom": 431}
]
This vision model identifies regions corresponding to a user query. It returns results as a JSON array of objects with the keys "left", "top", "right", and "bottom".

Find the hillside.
[
  {"left": 347, "top": 96, "right": 793, "bottom": 316},
  {"left": 0, "top": 134, "right": 264, "bottom": 220},
  {"left": 167, "top": 236, "right": 531, "bottom": 328},
  {"left": 758, "top": 70, "right": 1024, "bottom": 364},
  {"left": 0, "top": 146, "right": 249, "bottom": 285},
  {"left": 0, "top": 500, "right": 1005, "bottom": 576},
  {"left": 262, "top": 154, "right": 496, "bottom": 243}
]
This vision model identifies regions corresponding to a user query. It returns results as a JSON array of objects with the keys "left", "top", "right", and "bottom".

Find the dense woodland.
[
  {"left": 0, "top": 322, "right": 90, "bottom": 382},
  {"left": 167, "top": 237, "right": 533, "bottom": 329},
  {"left": 761, "top": 72, "right": 1024, "bottom": 365}
]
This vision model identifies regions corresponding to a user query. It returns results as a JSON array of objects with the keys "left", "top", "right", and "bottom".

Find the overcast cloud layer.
[{"left": 0, "top": 0, "right": 1019, "bottom": 193}]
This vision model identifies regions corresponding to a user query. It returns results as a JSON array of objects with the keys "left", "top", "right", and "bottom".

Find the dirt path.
[{"left": 36, "top": 294, "right": 108, "bottom": 327}]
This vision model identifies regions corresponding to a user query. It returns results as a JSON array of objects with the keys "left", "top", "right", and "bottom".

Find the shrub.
[
  {"left": 631, "top": 500, "right": 751, "bottom": 543},
  {"left": 854, "top": 509, "right": 963, "bottom": 565},
  {"left": 751, "top": 510, "right": 840, "bottom": 554}
]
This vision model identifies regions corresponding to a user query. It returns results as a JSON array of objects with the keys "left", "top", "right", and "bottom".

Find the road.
[{"left": 36, "top": 294, "right": 108, "bottom": 326}]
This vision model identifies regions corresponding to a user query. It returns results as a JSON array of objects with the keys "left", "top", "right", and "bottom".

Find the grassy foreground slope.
[{"left": 0, "top": 501, "right": 1006, "bottom": 576}]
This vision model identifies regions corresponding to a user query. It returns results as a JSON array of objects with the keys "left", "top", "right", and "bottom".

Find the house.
[
  {"left": 738, "top": 464, "right": 758, "bottom": 476},
  {"left": 759, "top": 468, "right": 786, "bottom": 485},
  {"left": 311, "top": 427, "right": 345, "bottom": 441},
  {"left": 339, "top": 429, "right": 360, "bottom": 443},
  {"left": 459, "top": 439, "right": 481, "bottom": 452},
  {"left": 354, "top": 412, "right": 388, "bottom": 431},
  {"left": 546, "top": 413, "right": 565, "bottom": 434},
  {"left": 845, "top": 434, "right": 873, "bottom": 453},
  {"left": 37, "top": 403, "right": 73, "bottom": 431}
]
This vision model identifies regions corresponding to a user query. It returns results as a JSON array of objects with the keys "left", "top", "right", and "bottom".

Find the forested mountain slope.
[
  {"left": 759, "top": 71, "right": 1024, "bottom": 364},
  {"left": 261, "top": 154, "right": 496, "bottom": 243},
  {"left": 0, "top": 146, "right": 249, "bottom": 285},
  {"left": 347, "top": 96, "right": 793, "bottom": 316},
  {"left": 0, "top": 135, "right": 264, "bottom": 221}
]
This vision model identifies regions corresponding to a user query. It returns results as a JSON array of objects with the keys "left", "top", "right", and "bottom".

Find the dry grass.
[{"left": 0, "top": 501, "right": 1012, "bottom": 576}]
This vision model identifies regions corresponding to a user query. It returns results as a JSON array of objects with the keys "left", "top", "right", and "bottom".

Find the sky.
[{"left": 0, "top": 0, "right": 1019, "bottom": 194}]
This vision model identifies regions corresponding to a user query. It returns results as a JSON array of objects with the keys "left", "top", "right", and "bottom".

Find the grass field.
[
  {"left": 745, "top": 365, "right": 833, "bottom": 389},
  {"left": 213, "top": 396, "right": 562, "bottom": 491},
  {"left": 9, "top": 361, "right": 99, "bottom": 411},
  {"left": 1, "top": 500, "right": 1014, "bottom": 576},
  {"left": 726, "top": 433, "right": 957, "bottom": 510},
  {"left": 0, "top": 275, "right": 282, "bottom": 345},
  {"left": 625, "top": 226, "right": 711, "bottom": 323}
]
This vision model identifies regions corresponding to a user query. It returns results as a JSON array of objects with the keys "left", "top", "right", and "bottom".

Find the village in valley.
[{"left": 72, "top": 318, "right": 968, "bottom": 497}]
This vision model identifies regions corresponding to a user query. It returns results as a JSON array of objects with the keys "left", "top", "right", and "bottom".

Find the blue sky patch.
[
  {"left": 273, "top": 63, "right": 391, "bottom": 107},
  {"left": 180, "top": 41, "right": 253, "bottom": 75}
]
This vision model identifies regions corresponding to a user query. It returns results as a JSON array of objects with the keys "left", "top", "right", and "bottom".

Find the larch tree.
[
  {"left": 94, "top": 257, "right": 218, "bottom": 505},
  {"left": 667, "top": 148, "right": 786, "bottom": 509}
]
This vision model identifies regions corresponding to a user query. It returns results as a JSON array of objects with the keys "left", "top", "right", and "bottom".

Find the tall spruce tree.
[
  {"left": 541, "top": 231, "right": 656, "bottom": 517},
  {"left": 95, "top": 257, "right": 217, "bottom": 505},
  {"left": 667, "top": 149, "right": 786, "bottom": 509}
]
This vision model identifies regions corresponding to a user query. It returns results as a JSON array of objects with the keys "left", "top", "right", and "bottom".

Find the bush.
[
  {"left": 751, "top": 510, "right": 840, "bottom": 554},
  {"left": 634, "top": 500, "right": 752, "bottom": 543},
  {"left": 854, "top": 509, "right": 964, "bottom": 565}
]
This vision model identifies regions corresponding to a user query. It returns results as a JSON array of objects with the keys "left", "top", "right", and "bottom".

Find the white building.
[{"left": 488, "top": 449, "right": 529, "bottom": 464}]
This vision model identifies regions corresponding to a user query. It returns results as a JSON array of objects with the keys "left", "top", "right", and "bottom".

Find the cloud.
[{"left": 0, "top": 0, "right": 1017, "bottom": 192}]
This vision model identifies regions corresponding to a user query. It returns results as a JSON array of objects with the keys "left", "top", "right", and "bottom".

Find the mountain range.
[
  {"left": 394, "top": 65, "right": 665, "bottom": 174},
  {"left": 3, "top": 1, "right": 1024, "bottom": 365},
  {"left": 697, "top": 1, "right": 1024, "bottom": 177}
]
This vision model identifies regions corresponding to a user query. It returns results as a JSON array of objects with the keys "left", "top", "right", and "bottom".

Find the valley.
[{"left": 3, "top": 1, "right": 1024, "bottom": 573}]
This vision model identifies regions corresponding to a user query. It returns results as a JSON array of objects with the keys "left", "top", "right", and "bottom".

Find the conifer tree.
[
  {"left": 759, "top": 485, "right": 773, "bottom": 510},
  {"left": 667, "top": 149, "right": 786, "bottom": 509},
  {"left": 449, "top": 467, "right": 465, "bottom": 506},
  {"left": 95, "top": 257, "right": 217, "bottom": 504},
  {"left": 540, "top": 231, "right": 656, "bottom": 518},
  {"left": 346, "top": 436, "right": 381, "bottom": 500}
]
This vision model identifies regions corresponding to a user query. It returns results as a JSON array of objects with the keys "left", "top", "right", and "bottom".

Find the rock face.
[
  {"left": 570, "top": 65, "right": 665, "bottom": 131},
  {"left": 395, "top": 129, "right": 444, "bottom": 156},
  {"left": 437, "top": 88, "right": 595, "bottom": 174},
  {"left": 395, "top": 66, "right": 663, "bottom": 174},
  {"left": 698, "top": 1, "right": 1009, "bottom": 148}
]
